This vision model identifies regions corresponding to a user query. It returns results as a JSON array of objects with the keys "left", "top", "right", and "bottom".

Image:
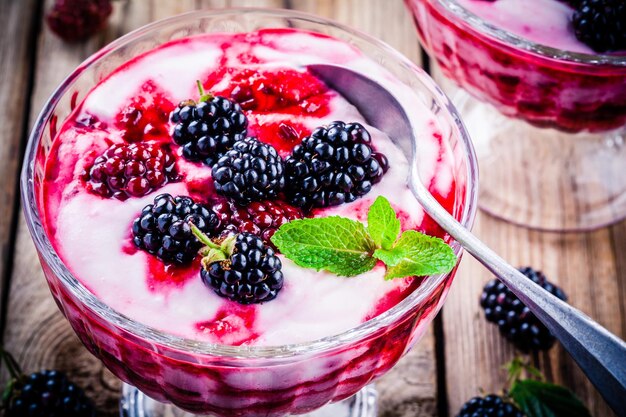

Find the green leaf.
[
  {"left": 271, "top": 216, "right": 377, "bottom": 277},
  {"left": 373, "top": 247, "right": 405, "bottom": 266},
  {"left": 2, "top": 379, "right": 14, "bottom": 407},
  {"left": 383, "top": 230, "right": 456, "bottom": 280},
  {"left": 510, "top": 380, "right": 592, "bottom": 417},
  {"left": 367, "top": 196, "right": 401, "bottom": 250},
  {"left": 504, "top": 357, "right": 545, "bottom": 388}
]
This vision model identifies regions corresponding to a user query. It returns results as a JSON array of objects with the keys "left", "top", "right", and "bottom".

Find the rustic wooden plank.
[
  {"left": 0, "top": 0, "right": 41, "bottom": 334},
  {"left": 443, "top": 213, "right": 624, "bottom": 417},
  {"left": 434, "top": 61, "right": 626, "bottom": 417},
  {"left": 288, "top": 0, "right": 422, "bottom": 65}
]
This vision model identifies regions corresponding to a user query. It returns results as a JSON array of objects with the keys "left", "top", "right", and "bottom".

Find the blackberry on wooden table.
[
  {"left": 456, "top": 395, "right": 524, "bottom": 417},
  {"left": 132, "top": 193, "right": 220, "bottom": 265},
  {"left": 5, "top": 369, "right": 96, "bottom": 417},
  {"left": 0, "top": 348, "right": 96, "bottom": 417},
  {"left": 46, "top": 0, "right": 113, "bottom": 42},
  {"left": 480, "top": 267, "right": 568, "bottom": 352}
]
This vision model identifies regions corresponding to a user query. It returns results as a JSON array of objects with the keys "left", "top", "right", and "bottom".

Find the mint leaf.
[
  {"left": 271, "top": 217, "right": 377, "bottom": 277},
  {"left": 273, "top": 198, "right": 457, "bottom": 280},
  {"left": 373, "top": 247, "right": 405, "bottom": 266},
  {"left": 367, "top": 196, "right": 401, "bottom": 250},
  {"left": 510, "top": 380, "right": 592, "bottom": 417},
  {"left": 382, "top": 230, "right": 456, "bottom": 280}
]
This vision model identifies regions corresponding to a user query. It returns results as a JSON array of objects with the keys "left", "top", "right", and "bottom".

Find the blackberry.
[
  {"left": 284, "top": 121, "right": 388, "bottom": 210},
  {"left": 480, "top": 267, "right": 568, "bottom": 352},
  {"left": 573, "top": 0, "right": 626, "bottom": 52},
  {"left": 192, "top": 230, "right": 284, "bottom": 304},
  {"left": 81, "top": 142, "right": 179, "bottom": 200},
  {"left": 132, "top": 193, "right": 220, "bottom": 265},
  {"left": 46, "top": 0, "right": 113, "bottom": 42},
  {"left": 5, "top": 370, "right": 95, "bottom": 417},
  {"left": 212, "top": 137, "right": 285, "bottom": 205},
  {"left": 170, "top": 82, "right": 248, "bottom": 166},
  {"left": 456, "top": 395, "right": 524, "bottom": 417},
  {"left": 212, "top": 199, "right": 303, "bottom": 247}
]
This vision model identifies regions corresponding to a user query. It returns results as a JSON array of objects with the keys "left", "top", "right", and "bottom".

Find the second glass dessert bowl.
[
  {"left": 407, "top": 0, "right": 626, "bottom": 231},
  {"left": 22, "top": 8, "right": 477, "bottom": 417}
]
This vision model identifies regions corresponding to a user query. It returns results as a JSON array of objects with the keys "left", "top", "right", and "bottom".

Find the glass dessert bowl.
[
  {"left": 22, "top": 8, "right": 477, "bottom": 417},
  {"left": 406, "top": 0, "right": 626, "bottom": 231}
]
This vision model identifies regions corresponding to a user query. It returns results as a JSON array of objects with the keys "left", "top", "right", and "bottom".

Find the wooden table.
[{"left": 1, "top": 1, "right": 624, "bottom": 416}]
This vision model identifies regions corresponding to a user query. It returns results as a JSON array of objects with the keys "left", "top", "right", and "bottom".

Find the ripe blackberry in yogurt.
[
  {"left": 33, "top": 23, "right": 471, "bottom": 416},
  {"left": 212, "top": 136, "right": 285, "bottom": 205},
  {"left": 285, "top": 121, "right": 389, "bottom": 209},
  {"left": 196, "top": 231, "right": 284, "bottom": 305},
  {"left": 170, "top": 84, "right": 248, "bottom": 166},
  {"left": 131, "top": 193, "right": 220, "bottom": 265}
]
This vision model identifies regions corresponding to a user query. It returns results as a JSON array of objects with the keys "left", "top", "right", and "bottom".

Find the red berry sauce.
[
  {"left": 115, "top": 81, "right": 175, "bottom": 143},
  {"left": 38, "top": 29, "right": 466, "bottom": 416}
]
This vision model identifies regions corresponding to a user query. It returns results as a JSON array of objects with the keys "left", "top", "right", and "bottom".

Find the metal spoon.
[{"left": 308, "top": 63, "right": 626, "bottom": 416}]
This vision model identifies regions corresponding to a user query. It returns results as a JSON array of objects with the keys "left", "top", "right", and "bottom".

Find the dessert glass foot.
[
  {"left": 453, "top": 88, "right": 626, "bottom": 231},
  {"left": 120, "top": 383, "right": 378, "bottom": 417}
]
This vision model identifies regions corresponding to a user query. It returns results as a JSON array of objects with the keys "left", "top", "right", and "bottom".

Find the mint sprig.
[
  {"left": 271, "top": 196, "right": 456, "bottom": 279},
  {"left": 367, "top": 196, "right": 401, "bottom": 250},
  {"left": 269, "top": 216, "right": 377, "bottom": 277},
  {"left": 510, "top": 380, "right": 592, "bottom": 417},
  {"left": 504, "top": 358, "right": 592, "bottom": 417},
  {"left": 374, "top": 230, "right": 456, "bottom": 279}
]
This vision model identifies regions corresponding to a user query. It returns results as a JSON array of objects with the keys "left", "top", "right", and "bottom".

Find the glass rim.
[
  {"left": 21, "top": 7, "right": 479, "bottom": 359},
  {"left": 431, "top": 0, "right": 626, "bottom": 66}
]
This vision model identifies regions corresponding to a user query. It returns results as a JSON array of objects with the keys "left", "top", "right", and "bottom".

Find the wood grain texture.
[
  {"left": 1, "top": 1, "right": 434, "bottom": 417},
  {"left": 0, "top": 0, "right": 41, "bottom": 331},
  {"left": 430, "top": 65, "right": 625, "bottom": 417},
  {"left": 286, "top": 0, "right": 422, "bottom": 65},
  {"left": 443, "top": 214, "right": 625, "bottom": 417}
]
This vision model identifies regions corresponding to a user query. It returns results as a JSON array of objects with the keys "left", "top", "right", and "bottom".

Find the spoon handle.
[{"left": 410, "top": 173, "right": 626, "bottom": 417}]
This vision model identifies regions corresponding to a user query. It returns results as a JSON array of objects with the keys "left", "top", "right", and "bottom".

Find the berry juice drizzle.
[{"left": 41, "top": 29, "right": 458, "bottom": 346}]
